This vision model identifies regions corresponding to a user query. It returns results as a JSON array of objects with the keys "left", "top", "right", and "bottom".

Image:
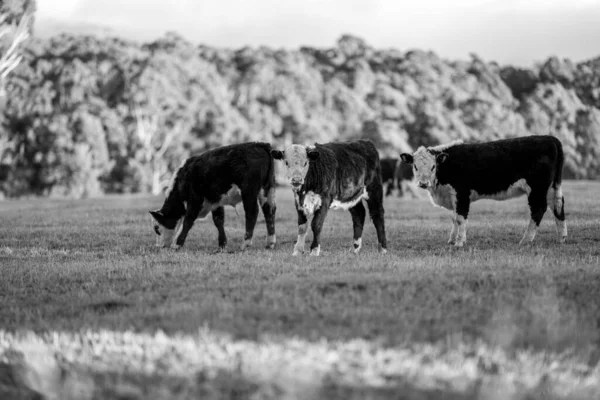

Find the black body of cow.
[
  {"left": 381, "top": 158, "right": 415, "bottom": 197},
  {"left": 283, "top": 139, "right": 387, "bottom": 254},
  {"left": 401, "top": 135, "right": 566, "bottom": 246},
  {"left": 150, "top": 142, "right": 276, "bottom": 250}
]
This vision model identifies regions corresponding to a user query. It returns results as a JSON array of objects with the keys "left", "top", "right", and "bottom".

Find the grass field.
[{"left": 1, "top": 181, "right": 600, "bottom": 399}]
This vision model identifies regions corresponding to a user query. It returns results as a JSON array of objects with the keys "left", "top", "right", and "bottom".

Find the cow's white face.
[
  {"left": 400, "top": 147, "right": 448, "bottom": 189},
  {"left": 150, "top": 211, "right": 183, "bottom": 248},
  {"left": 271, "top": 145, "right": 319, "bottom": 190}
]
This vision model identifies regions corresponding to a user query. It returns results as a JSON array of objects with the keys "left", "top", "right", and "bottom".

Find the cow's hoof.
[
  {"left": 265, "top": 243, "right": 276, "bottom": 250},
  {"left": 170, "top": 244, "right": 182, "bottom": 250},
  {"left": 559, "top": 236, "right": 567, "bottom": 244},
  {"left": 240, "top": 239, "right": 252, "bottom": 251},
  {"left": 379, "top": 247, "right": 388, "bottom": 255},
  {"left": 447, "top": 239, "right": 456, "bottom": 245},
  {"left": 453, "top": 242, "right": 465, "bottom": 248},
  {"left": 310, "top": 246, "right": 320, "bottom": 256},
  {"left": 266, "top": 235, "right": 276, "bottom": 249},
  {"left": 353, "top": 238, "right": 362, "bottom": 254}
]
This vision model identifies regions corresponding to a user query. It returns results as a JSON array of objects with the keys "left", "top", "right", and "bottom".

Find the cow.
[
  {"left": 381, "top": 157, "right": 417, "bottom": 197},
  {"left": 149, "top": 142, "right": 277, "bottom": 251},
  {"left": 399, "top": 135, "right": 567, "bottom": 247},
  {"left": 271, "top": 139, "right": 387, "bottom": 256}
]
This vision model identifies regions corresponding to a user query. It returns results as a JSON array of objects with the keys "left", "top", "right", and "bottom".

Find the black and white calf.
[
  {"left": 150, "top": 142, "right": 277, "bottom": 251},
  {"left": 400, "top": 135, "right": 567, "bottom": 247},
  {"left": 272, "top": 139, "right": 387, "bottom": 256}
]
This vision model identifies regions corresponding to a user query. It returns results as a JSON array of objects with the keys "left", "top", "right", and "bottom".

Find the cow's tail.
[
  {"left": 551, "top": 138, "right": 566, "bottom": 224},
  {"left": 264, "top": 143, "right": 277, "bottom": 206}
]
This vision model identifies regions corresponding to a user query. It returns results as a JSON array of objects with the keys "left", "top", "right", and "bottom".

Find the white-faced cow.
[
  {"left": 272, "top": 139, "right": 387, "bottom": 256},
  {"left": 400, "top": 135, "right": 567, "bottom": 247},
  {"left": 150, "top": 142, "right": 277, "bottom": 251}
]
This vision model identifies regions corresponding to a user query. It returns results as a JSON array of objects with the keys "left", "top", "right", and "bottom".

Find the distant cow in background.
[
  {"left": 381, "top": 157, "right": 417, "bottom": 197},
  {"left": 272, "top": 139, "right": 387, "bottom": 256},
  {"left": 150, "top": 142, "right": 277, "bottom": 251},
  {"left": 400, "top": 136, "right": 567, "bottom": 247}
]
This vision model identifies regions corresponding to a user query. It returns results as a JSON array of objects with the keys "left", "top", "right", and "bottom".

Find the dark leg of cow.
[
  {"left": 260, "top": 188, "right": 277, "bottom": 249},
  {"left": 454, "top": 191, "right": 470, "bottom": 247},
  {"left": 520, "top": 189, "right": 548, "bottom": 245},
  {"left": 366, "top": 183, "right": 387, "bottom": 253},
  {"left": 173, "top": 203, "right": 201, "bottom": 249},
  {"left": 397, "top": 179, "right": 404, "bottom": 198},
  {"left": 385, "top": 180, "right": 393, "bottom": 197},
  {"left": 349, "top": 202, "right": 366, "bottom": 254},
  {"left": 241, "top": 190, "right": 260, "bottom": 250},
  {"left": 292, "top": 197, "right": 309, "bottom": 256},
  {"left": 211, "top": 206, "right": 227, "bottom": 251},
  {"left": 309, "top": 199, "right": 331, "bottom": 256}
]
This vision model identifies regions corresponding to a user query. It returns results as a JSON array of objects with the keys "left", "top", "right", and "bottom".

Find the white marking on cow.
[
  {"left": 427, "top": 184, "right": 457, "bottom": 211},
  {"left": 330, "top": 188, "right": 369, "bottom": 211},
  {"left": 428, "top": 140, "right": 464, "bottom": 152},
  {"left": 470, "top": 179, "right": 531, "bottom": 202},
  {"left": 241, "top": 238, "right": 253, "bottom": 250},
  {"left": 379, "top": 245, "right": 387, "bottom": 254},
  {"left": 310, "top": 245, "right": 320, "bottom": 256},
  {"left": 267, "top": 234, "right": 276, "bottom": 249},
  {"left": 353, "top": 238, "right": 362, "bottom": 254},
  {"left": 198, "top": 184, "right": 243, "bottom": 220},
  {"left": 293, "top": 223, "right": 308, "bottom": 256},
  {"left": 519, "top": 219, "right": 538, "bottom": 245},
  {"left": 302, "top": 191, "right": 322, "bottom": 216},
  {"left": 258, "top": 188, "right": 267, "bottom": 206},
  {"left": 454, "top": 215, "right": 467, "bottom": 247},
  {"left": 156, "top": 218, "right": 184, "bottom": 248}
]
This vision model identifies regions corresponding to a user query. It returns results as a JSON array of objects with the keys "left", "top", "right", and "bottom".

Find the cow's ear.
[
  {"left": 436, "top": 152, "right": 449, "bottom": 164},
  {"left": 271, "top": 149, "right": 284, "bottom": 160},
  {"left": 400, "top": 153, "right": 413, "bottom": 164},
  {"left": 307, "top": 148, "right": 320, "bottom": 161}
]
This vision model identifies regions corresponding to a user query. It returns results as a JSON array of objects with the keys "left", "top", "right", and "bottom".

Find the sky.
[{"left": 35, "top": 0, "right": 600, "bottom": 67}]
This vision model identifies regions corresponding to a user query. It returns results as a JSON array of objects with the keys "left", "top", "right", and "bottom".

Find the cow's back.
[
  {"left": 438, "top": 136, "right": 562, "bottom": 193},
  {"left": 179, "top": 142, "right": 274, "bottom": 201}
]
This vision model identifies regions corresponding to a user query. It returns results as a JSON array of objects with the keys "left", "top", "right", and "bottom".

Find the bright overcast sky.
[{"left": 36, "top": 0, "right": 600, "bottom": 66}]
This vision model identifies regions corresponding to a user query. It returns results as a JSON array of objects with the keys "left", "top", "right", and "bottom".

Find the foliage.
[{"left": 3, "top": 31, "right": 600, "bottom": 197}]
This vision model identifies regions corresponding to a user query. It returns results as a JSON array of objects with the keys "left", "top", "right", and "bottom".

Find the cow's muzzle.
[
  {"left": 418, "top": 181, "right": 430, "bottom": 189},
  {"left": 291, "top": 178, "right": 303, "bottom": 190}
]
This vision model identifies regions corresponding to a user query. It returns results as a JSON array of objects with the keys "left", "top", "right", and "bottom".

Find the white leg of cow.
[
  {"left": 448, "top": 213, "right": 459, "bottom": 245},
  {"left": 293, "top": 222, "right": 308, "bottom": 256},
  {"left": 519, "top": 219, "right": 538, "bottom": 245},
  {"left": 353, "top": 238, "right": 362, "bottom": 254},
  {"left": 549, "top": 186, "right": 567, "bottom": 243},
  {"left": 310, "top": 245, "right": 320, "bottom": 256},
  {"left": 240, "top": 237, "right": 253, "bottom": 250},
  {"left": 454, "top": 215, "right": 467, "bottom": 247}
]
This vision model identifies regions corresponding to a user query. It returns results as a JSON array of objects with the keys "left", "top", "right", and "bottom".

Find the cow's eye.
[
  {"left": 304, "top": 161, "right": 308, "bottom": 167},
  {"left": 431, "top": 165, "right": 435, "bottom": 171},
  {"left": 154, "top": 225, "right": 161, "bottom": 236},
  {"left": 414, "top": 166, "right": 418, "bottom": 171},
  {"left": 285, "top": 161, "right": 289, "bottom": 167}
]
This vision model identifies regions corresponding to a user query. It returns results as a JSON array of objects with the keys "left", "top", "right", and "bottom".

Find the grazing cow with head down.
[
  {"left": 381, "top": 157, "right": 417, "bottom": 197},
  {"left": 400, "top": 135, "right": 567, "bottom": 247},
  {"left": 271, "top": 139, "right": 387, "bottom": 256},
  {"left": 150, "top": 142, "right": 277, "bottom": 251}
]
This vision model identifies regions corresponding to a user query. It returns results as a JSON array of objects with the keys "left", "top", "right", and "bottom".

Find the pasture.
[{"left": 1, "top": 181, "right": 600, "bottom": 399}]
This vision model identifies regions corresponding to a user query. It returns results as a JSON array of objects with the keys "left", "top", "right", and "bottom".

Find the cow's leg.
[
  {"left": 259, "top": 187, "right": 277, "bottom": 249},
  {"left": 349, "top": 202, "right": 366, "bottom": 254},
  {"left": 309, "top": 199, "right": 331, "bottom": 256},
  {"left": 385, "top": 180, "right": 393, "bottom": 197},
  {"left": 520, "top": 188, "right": 548, "bottom": 245},
  {"left": 293, "top": 198, "right": 308, "bottom": 256},
  {"left": 366, "top": 182, "right": 388, "bottom": 253},
  {"left": 448, "top": 212, "right": 459, "bottom": 245},
  {"left": 241, "top": 190, "right": 260, "bottom": 250},
  {"left": 454, "top": 192, "right": 470, "bottom": 247},
  {"left": 547, "top": 185, "right": 567, "bottom": 243},
  {"left": 212, "top": 206, "right": 227, "bottom": 251},
  {"left": 173, "top": 202, "right": 201, "bottom": 249},
  {"left": 397, "top": 179, "right": 404, "bottom": 198}
]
